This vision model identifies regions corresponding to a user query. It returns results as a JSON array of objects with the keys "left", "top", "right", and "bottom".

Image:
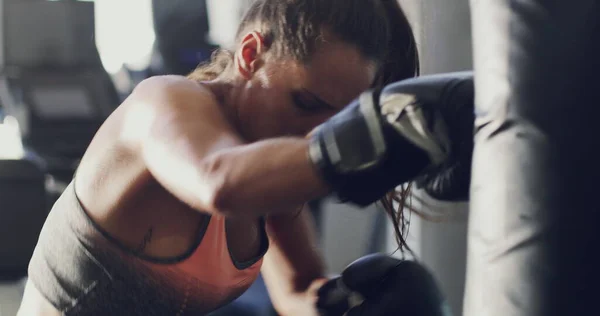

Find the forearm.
[
  {"left": 262, "top": 209, "right": 327, "bottom": 315},
  {"left": 210, "top": 138, "right": 330, "bottom": 218}
]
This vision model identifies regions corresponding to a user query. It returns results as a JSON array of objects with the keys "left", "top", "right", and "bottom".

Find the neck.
[{"left": 202, "top": 79, "right": 245, "bottom": 138}]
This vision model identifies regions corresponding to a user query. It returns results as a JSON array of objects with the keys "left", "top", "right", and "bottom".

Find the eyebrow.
[{"left": 301, "top": 89, "right": 337, "bottom": 110}]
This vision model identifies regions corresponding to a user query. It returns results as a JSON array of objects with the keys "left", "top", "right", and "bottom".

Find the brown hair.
[
  {"left": 189, "top": 0, "right": 420, "bottom": 251},
  {"left": 188, "top": 0, "right": 419, "bottom": 83}
]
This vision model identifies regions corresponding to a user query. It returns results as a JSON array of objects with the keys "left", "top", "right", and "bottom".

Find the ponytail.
[
  {"left": 376, "top": 0, "right": 421, "bottom": 254},
  {"left": 187, "top": 48, "right": 234, "bottom": 82},
  {"left": 373, "top": 0, "right": 420, "bottom": 88}
]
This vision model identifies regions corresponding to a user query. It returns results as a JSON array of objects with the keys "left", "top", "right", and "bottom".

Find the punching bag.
[{"left": 465, "top": 1, "right": 600, "bottom": 316}]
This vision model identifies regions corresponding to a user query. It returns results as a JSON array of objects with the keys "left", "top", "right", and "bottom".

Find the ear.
[{"left": 235, "top": 31, "right": 266, "bottom": 79}]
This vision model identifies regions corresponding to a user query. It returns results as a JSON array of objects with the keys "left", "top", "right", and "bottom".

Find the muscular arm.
[
  {"left": 262, "top": 207, "right": 327, "bottom": 316},
  {"left": 129, "top": 76, "right": 330, "bottom": 217}
]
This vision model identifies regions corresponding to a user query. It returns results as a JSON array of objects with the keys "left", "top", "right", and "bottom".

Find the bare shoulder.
[
  {"left": 134, "top": 75, "right": 209, "bottom": 94},
  {"left": 119, "top": 75, "right": 224, "bottom": 144},
  {"left": 129, "top": 75, "right": 217, "bottom": 113}
]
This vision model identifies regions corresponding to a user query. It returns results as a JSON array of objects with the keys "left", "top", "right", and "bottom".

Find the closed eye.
[
  {"left": 291, "top": 89, "right": 336, "bottom": 113},
  {"left": 292, "top": 93, "right": 324, "bottom": 112}
]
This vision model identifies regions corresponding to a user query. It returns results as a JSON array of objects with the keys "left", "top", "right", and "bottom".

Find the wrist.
[
  {"left": 306, "top": 277, "right": 329, "bottom": 297},
  {"left": 303, "top": 139, "right": 332, "bottom": 196},
  {"left": 281, "top": 278, "right": 329, "bottom": 316}
]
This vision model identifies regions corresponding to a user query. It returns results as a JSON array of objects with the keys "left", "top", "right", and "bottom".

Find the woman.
[{"left": 19, "top": 0, "right": 418, "bottom": 315}]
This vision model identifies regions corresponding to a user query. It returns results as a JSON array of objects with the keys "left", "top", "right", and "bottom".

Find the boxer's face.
[{"left": 231, "top": 31, "right": 377, "bottom": 141}]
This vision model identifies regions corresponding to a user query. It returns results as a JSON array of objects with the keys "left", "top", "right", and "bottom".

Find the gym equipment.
[
  {"left": 0, "top": 159, "right": 46, "bottom": 280},
  {"left": 0, "top": 0, "right": 120, "bottom": 183},
  {"left": 151, "top": 0, "right": 218, "bottom": 76},
  {"left": 465, "top": 0, "right": 600, "bottom": 315}
]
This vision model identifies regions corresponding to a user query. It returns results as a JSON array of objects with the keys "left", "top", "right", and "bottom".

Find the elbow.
[
  {"left": 198, "top": 153, "right": 242, "bottom": 218},
  {"left": 208, "top": 183, "right": 237, "bottom": 217},
  {"left": 209, "top": 182, "right": 255, "bottom": 219}
]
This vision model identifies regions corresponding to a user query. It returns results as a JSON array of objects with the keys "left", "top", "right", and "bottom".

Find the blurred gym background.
[{"left": 0, "top": 0, "right": 472, "bottom": 315}]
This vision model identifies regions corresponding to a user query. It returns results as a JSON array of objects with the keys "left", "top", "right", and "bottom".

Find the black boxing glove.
[
  {"left": 316, "top": 254, "right": 452, "bottom": 316},
  {"left": 309, "top": 72, "right": 474, "bottom": 206},
  {"left": 409, "top": 74, "right": 474, "bottom": 201}
]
